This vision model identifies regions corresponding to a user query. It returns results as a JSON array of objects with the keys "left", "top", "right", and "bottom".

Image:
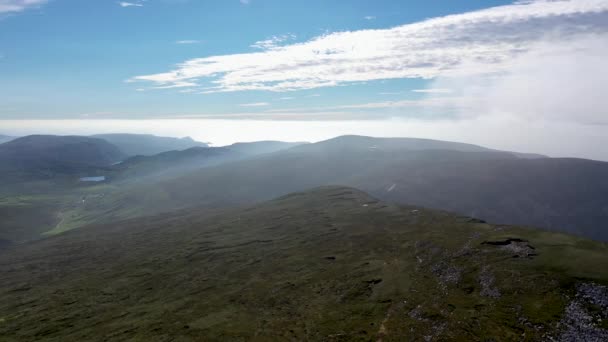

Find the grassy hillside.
[{"left": 0, "top": 186, "right": 606, "bottom": 341}]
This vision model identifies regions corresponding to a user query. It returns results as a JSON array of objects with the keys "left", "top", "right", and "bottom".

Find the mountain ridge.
[{"left": 80, "top": 135, "right": 606, "bottom": 240}]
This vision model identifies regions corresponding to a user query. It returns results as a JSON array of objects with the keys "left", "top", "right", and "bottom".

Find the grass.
[
  {"left": 0, "top": 181, "right": 141, "bottom": 243},
  {"left": 0, "top": 186, "right": 607, "bottom": 341}
]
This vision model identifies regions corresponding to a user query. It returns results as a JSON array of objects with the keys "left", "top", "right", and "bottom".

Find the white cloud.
[
  {"left": 240, "top": 0, "right": 250, "bottom": 4},
  {"left": 412, "top": 88, "right": 452, "bottom": 94},
  {"left": 176, "top": 40, "right": 201, "bottom": 44},
  {"left": 364, "top": 16, "right": 376, "bottom": 20},
  {"left": 153, "top": 81, "right": 198, "bottom": 89},
  {"left": 118, "top": 1, "right": 144, "bottom": 7},
  {"left": 250, "top": 34, "right": 296, "bottom": 50},
  {"left": 239, "top": 102, "right": 270, "bottom": 107},
  {"left": 0, "top": 0, "right": 47, "bottom": 14},
  {"left": 130, "top": 0, "right": 608, "bottom": 93},
  {"left": 331, "top": 97, "right": 466, "bottom": 110},
  {"left": 278, "top": 97, "right": 295, "bottom": 100},
  {"left": 263, "top": 97, "right": 471, "bottom": 117}
]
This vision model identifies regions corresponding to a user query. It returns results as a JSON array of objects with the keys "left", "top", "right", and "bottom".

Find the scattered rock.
[
  {"left": 478, "top": 266, "right": 501, "bottom": 299},
  {"left": 408, "top": 305, "right": 428, "bottom": 322},
  {"left": 432, "top": 262, "right": 462, "bottom": 290},
  {"left": 577, "top": 283, "right": 608, "bottom": 316},
  {"left": 554, "top": 282, "right": 608, "bottom": 341},
  {"left": 558, "top": 301, "right": 608, "bottom": 341}
]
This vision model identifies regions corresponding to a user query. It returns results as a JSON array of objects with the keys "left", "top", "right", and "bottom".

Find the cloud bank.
[
  {"left": 423, "top": 34, "right": 608, "bottom": 125},
  {"left": 130, "top": 0, "right": 608, "bottom": 93}
]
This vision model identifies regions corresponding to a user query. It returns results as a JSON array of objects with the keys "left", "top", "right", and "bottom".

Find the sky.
[{"left": 1, "top": 0, "right": 608, "bottom": 159}]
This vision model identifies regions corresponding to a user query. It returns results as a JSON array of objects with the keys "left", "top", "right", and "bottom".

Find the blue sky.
[
  {"left": 0, "top": 0, "right": 521, "bottom": 119},
  {"left": 1, "top": 0, "right": 608, "bottom": 160}
]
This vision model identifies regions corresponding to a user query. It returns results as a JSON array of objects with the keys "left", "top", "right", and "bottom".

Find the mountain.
[
  {"left": 1, "top": 186, "right": 607, "bottom": 340},
  {"left": 77, "top": 135, "right": 607, "bottom": 241},
  {"left": 226, "top": 140, "right": 308, "bottom": 155},
  {"left": 0, "top": 135, "right": 124, "bottom": 166},
  {"left": 0, "top": 135, "right": 16, "bottom": 144},
  {"left": 93, "top": 133, "right": 208, "bottom": 156},
  {"left": 0, "top": 135, "right": 125, "bottom": 184}
]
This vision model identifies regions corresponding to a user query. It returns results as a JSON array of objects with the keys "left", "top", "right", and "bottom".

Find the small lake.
[{"left": 79, "top": 176, "right": 106, "bottom": 182}]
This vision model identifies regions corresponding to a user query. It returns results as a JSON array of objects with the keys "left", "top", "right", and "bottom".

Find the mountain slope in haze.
[
  {"left": 226, "top": 140, "right": 308, "bottom": 155},
  {"left": 0, "top": 135, "right": 124, "bottom": 183},
  {"left": 82, "top": 135, "right": 608, "bottom": 241},
  {"left": 113, "top": 146, "right": 240, "bottom": 181},
  {"left": 0, "top": 135, "right": 16, "bottom": 144},
  {"left": 111, "top": 141, "right": 307, "bottom": 181},
  {"left": 1, "top": 187, "right": 607, "bottom": 341},
  {"left": 93, "top": 133, "right": 208, "bottom": 156}
]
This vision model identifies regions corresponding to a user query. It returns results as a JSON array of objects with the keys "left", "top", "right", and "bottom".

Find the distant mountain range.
[
  {"left": 1, "top": 186, "right": 606, "bottom": 340},
  {"left": 0, "top": 134, "right": 306, "bottom": 184},
  {"left": 90, "top": 135, "right": 608, "bottom": 241},
  {"left": 92, "top": 133, "right": 208, "bottom": 156},
  {"left": 1, "top": 134, "right": 607, "bottom": 244}
]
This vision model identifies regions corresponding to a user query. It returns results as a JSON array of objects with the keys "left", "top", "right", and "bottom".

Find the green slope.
[{"left": 1, "top": 187, "right": 607, "bottom": 341}]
